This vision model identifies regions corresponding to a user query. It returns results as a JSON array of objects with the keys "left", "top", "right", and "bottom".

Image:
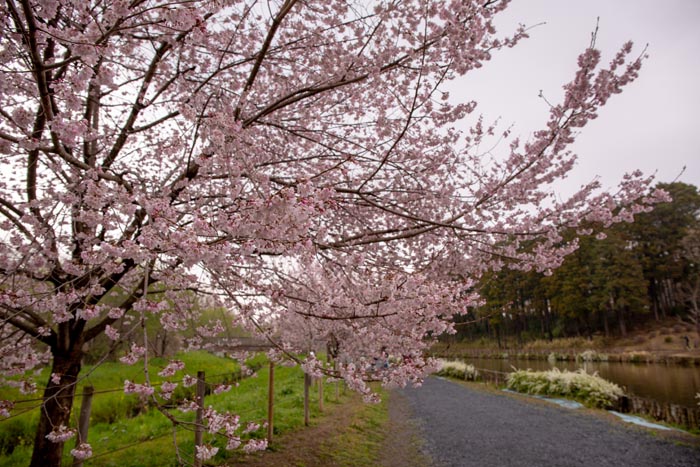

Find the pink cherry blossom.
[
  {"left": 195, "top": 444, "right": 219, "bottom": 461},
  {"left": 158, "top": 360, "right": 186, "bottom": 377},
  {"left": 0, "top": 1, "right": 663, "bottom": 464},
  {"left": 160, "top": 381, "right": 179, "bottom": 399},
  {"left": 123, "top": 380, "right": 155, "bottom": 396},
  {"left": 243, "top": 439, "right": 268, "bottom": 453},
  {"left": 182, "top": 375, "right": 198, "bottom": 388},
  {"left": 45, "top": 425, "right": 76, "bottom": 443},
  {"left": 0, "top": 400, "right": 14, "bottom": 418},
  {"left": 119, "top": 343, "right": 146, "bottom": 365},
  {"left": 70, "top": 443, "right": 93, "bottom": 460},
  {"left": 213, "top": 384, "right": 232, "bottom": 395}
]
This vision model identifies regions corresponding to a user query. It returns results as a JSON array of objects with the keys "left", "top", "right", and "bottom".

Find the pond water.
[{"left": 463, "top": 358, "right": 700, "bottom": 408}]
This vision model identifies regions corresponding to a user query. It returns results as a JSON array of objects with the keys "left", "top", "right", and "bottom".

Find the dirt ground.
[
  {"left": 377, "top": 391, "right": 433, "bottom": 467},
  {"left": 614, "top": 319, "right": 700, "bottom": 354},
  {"left": 225, "top": 395, "right": 359, "bottom": 467},
  {"left": 224, "top": 390, "right": 431, "bottom": 467}
]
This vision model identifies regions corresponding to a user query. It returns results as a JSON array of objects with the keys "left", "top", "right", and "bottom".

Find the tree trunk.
[
  {"left": 545, "top": 299, "right": 553, "bottom": 341},
  {"left": 617, "top": 307, "right": 627, "bottom": 337},
  {"left": 609, "top": 294, "right": 627, "bottom": 337},
  {"left": 602, "top": 308, "right": 610, "bottom": 338},
  {"left": 30, "top": 349, "right": 83, "bottom": 467},
  {"left": 660, "top": 280, "right": 671, "bottom": 317},
  {"left": 666, "top": 278, "right": 678, "bottom": 311},
  {"left": 649, "top": 280, "right": 660, "bottom": 321}
]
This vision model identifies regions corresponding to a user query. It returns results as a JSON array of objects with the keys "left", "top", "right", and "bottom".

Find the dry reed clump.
[
  {"left": 435, "top": 359, "right": 479, "bottom": 381},
  {"left": 622, "top": 350, "right": 653, "bottom": 363},
  {"left": 576, "top": 350, "right": 609, "bottom": 362},
  {"left": 506, "top": 368, "right": 624, "bottom": 409}
]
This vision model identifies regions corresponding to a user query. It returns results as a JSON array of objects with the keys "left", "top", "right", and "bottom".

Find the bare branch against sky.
[{"left": 451, "top": 0, "right": 700, "bottom": 196}]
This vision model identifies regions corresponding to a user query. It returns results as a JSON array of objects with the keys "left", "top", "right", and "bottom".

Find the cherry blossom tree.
[{"left": 0, "top": 0, "right": 664, "bottom": 465}]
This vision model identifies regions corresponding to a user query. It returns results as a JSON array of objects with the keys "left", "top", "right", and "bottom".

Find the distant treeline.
[{"left": 451, "top": 182, "right": 700, "bottom": 346}]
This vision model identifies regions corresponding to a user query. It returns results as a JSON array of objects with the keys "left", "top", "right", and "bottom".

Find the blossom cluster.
[
  {"left": 0, "top": 400, "right": 13, "bottom": 418},
  {"left": 160, "top": 381, "right": 179, "bottom": 399},
  {"left": 45, "top": 425, "right": 76, "bottom": 443},
  {"left": 158, "top": 360, "right": 186, "bottom": 377},
  {"left": 123, "top": 380, "right": 155, "bottom": 396},
  {"left": 70, "top": 443, "right": 93, "bottom": 460},
  {"left": 243, "top": 439, "right": 268, "bottom": 453},
  {"left": 195, "top": 444, "right": 219, "bottom": 461},
  {"left": 119, "top": 343, "right": 147, "bottom": 365}
]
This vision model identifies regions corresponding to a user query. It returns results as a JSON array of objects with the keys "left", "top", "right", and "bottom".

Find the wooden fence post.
[
  {"left": 194, "top": 371, "right": 205, "bottom": 467},
  {"left": 333, "top": 360, "right": 339, "bottom": 402},
  {"left": 318, "top": 377, "right": 324, "bottom": 412},
  {"left": 304, "top": 373, "right": 310, "bottom": 426},
  {"left": 72, "top": 386, "right": 94, "bottom": 467},
  {"left": 267, "top": 361, "right": 274, "bottom": 444}
]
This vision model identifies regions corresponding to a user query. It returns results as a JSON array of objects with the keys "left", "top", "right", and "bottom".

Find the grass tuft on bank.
[
  {"left": 435, "top": 359, "right": 479, "bottom": 381},
  {"left": 506, "top": 368, "right": 624, "bottom": 409}
]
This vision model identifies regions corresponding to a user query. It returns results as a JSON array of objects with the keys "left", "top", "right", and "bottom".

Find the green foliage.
[
  {"left": 451, "top": 182, "right": 700, "bottom": 346},
  {"left": 506, "top": 368, "right": 624, "bottom": 408}
]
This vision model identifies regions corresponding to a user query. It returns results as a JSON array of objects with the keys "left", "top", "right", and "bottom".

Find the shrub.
[
  {"left": 435, "top": 360, "right": 479, "bottom": 381},
  {"left": 0, "top": 416, "right": 37, "bottom": 456},
  {"left": 506, "top": 368, "right": 624, "bottom": 408}
]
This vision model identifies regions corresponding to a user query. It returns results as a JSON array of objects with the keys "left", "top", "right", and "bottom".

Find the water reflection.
[{"left": 464, "top": 358, "right": 700, "bottom": 407}]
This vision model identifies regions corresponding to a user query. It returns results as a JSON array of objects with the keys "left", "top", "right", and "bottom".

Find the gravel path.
[{"left": 397, "top": 377, "right": 699, "bottom": 467}]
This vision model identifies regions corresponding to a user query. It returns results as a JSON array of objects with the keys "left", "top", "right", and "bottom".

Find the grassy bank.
[{"left": 0, "top": 353, "right": 342, "bottom": 467}]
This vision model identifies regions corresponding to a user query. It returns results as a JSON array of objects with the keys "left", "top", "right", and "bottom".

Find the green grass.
[
  {"left": 1, "top": 352, "right": 343, "bottom": 467},
  {"left": 0, "top": 351, "right": 243, "bottom": 428}
]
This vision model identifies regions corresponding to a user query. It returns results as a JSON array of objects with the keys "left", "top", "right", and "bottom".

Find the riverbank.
[
  {"left": 432, "top": 345, "right": 700, "bottom": 366},
  {"left": 434, "top": 318, "right": 700, "bottom": 365}
]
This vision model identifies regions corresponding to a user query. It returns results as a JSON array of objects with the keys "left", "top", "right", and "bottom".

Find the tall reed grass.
[
  {"left": 435, "top": 359, "right": 479, "bottom": 381},
  {"left": 506, "top": 368, "right": 624, "bottom": 408}
]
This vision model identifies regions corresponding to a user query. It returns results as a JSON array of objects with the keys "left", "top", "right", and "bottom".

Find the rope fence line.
[
  {"left": 86, "top": 427, "right": 184, "bottom": 461},
  {"left": 6, "top": 371, "right": 244, "bottom": 404},
  {"left": 1, "top": 363, "right": 292, "bottom": 466},
  {"left": 0, "top": 401, "right": 44, "bottom": 421}
]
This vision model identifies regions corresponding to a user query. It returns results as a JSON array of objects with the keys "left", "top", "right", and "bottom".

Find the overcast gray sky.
[{"left": 450, "top": 0, "right": 700, "bottom": 196}]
